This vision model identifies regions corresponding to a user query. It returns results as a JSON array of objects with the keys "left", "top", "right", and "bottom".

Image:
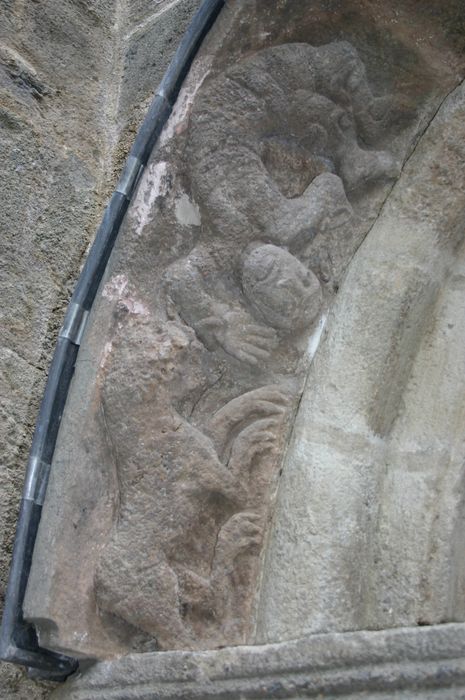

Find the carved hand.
[{"left": 197, "top": 310, "right": 278, "bottom": 365}]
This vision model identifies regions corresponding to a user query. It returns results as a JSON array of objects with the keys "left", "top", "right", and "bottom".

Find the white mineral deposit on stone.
[
  {"left": 121, "top": 298, "right": 150, "bottom": 316},
  {"left": 174, "top": 193, "right": 201, "bottom": 226},
  {"left": 102, "top": 274, "right": 150, "bottom": 315},
  {"left": 102, "top": 274, "right": 129, "bottom": 300},
  {"left": 100, "top": 341, "right": 113, "bottom": 370},
  {"left": 160, "top": 57, "right": 212, "bottom": 146},
  {"left": 132, "top": 160, "right": 169, "bottom": 236},
  {"left": 307, "top": 313, "right": 327, "bottom": 362}
]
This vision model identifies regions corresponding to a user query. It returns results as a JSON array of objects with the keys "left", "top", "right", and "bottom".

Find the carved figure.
[
  {"left": 165, "top": 41, "right": 403, "bottom": 367},
  {"left": 95, "top": 312, "right": 290, "bottom": 649},
  {"left": 92, "top": 39, "right": 408, "bottom": 652}
]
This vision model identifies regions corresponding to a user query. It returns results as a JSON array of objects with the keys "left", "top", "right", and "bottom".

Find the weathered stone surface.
[
  {"left": 0, "top": 0, "right": 201, "bottom": 696},
  {"left": 52, "top": 623, "right": 465, "bottom": 699},
  {"left": 23, "top": 0, "right": 465, "bottom": 669},
  {"left": 0, "top": 3, "right": 117, "bottom": 696},
  {"left": 119, "top": 0, "right": 201, "bottom": 126},
  {"left": 256, "top": 73, "right": 465, "bottom": 643}
]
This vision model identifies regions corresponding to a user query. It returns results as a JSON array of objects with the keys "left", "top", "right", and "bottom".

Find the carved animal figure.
[
  {"left": 95, "top": 313, "right": 290, "bottom": 649},
  {"left": 94, "top": 40, "right": 410, "bottom": 653},
  {"left": 165, "top": 41, "right": 404, "bottom": 367}
]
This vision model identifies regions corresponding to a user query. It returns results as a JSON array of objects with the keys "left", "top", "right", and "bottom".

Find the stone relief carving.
[
  {"left": 94, "top": 313, "right": 291, "bottom": 649},
  {"left": 88, "top": 40, "right": 410, "bottom": 652},
  {"left": 166, "top": 42, "right": 401, "bottom": 373},
  {"left": 24, "top": 24, "right": 427, "bottom": 658}
]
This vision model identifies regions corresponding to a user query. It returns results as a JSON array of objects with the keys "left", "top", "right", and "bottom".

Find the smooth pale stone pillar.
[{"left": 255, "top": 80, "right": 465, "bottom": 642}]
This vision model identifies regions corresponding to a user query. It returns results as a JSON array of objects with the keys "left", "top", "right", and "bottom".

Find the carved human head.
[{"left": 241, "top": 244, "right": 322, "bottom": 332}]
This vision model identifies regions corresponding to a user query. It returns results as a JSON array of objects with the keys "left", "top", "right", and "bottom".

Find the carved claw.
[
  {"left": 215, "top": 512, "right": 263, "bottom": 562},
  {"left": 228, "top": 417, "right": 282, "bottom": 475},
  {"left": 208, "top": 385, "right": 292, "bottom": 457}
]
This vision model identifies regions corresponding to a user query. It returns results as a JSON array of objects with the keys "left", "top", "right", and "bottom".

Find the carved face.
[{"left": 241, "top": 244, "right": 322, "bottom": 332}]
